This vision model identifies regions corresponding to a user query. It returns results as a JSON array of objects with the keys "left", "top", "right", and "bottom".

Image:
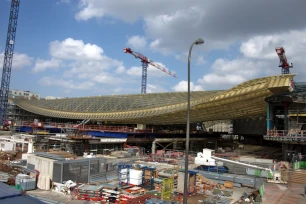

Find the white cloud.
[
  {"left": 39, "top": 76, "right": 95, "bottom": 90},
  {"left": 115, "top": 66, "right": 125, "bottom": 74},
  {"left": 175, "top": 52, "right": 188, "bottom": 62},
  {"left": 238, "top": 29, "right": 306, "bottom": 81},
  {"left": 198, "top": 58, "right": 261, "bottom": 89},
  {"left": 38, "top": 38, "right": 125, "bottom": 92},
  {"left": 126, "top": 35, "right": 147, "bottom": 50},
  {"left": 0, "top": 52, "right": 32, "bottom": 70},
  {"left": 75, "top": 0, "right": 306, "bottom": 56},
  {"left": 32, "top": 58, "right": 61, "bottom": 73},
  {"left": 146, "top": 83, "right": 168, "bottom": 93},
  {"left": 49, "top": 38, "right": 104, "bottom": 61},
  {"left": 172, "top": 81, "right": 204, "bottom": 92},
  {"left": 240, "top": 29, "right": 306, "bottom": 60},
  {"left": 92, "top": 73, "right": 121, "bottom": 84},
  {"left": 196, "top": 56, "right": 205, "bottom": 65},
  {"left": 196, "top": 29, "right": 306, "bottom": 89},
  {"left": 126, "top": 66, "right": 142, "bottom": 77}
]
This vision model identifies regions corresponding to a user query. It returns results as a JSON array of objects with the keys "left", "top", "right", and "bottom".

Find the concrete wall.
[
  {"left": 27, "top": 155, "right": 54, "bottom": 179},
  {"left": 0, "top": 142, "right": 13, "bottom": 151}
]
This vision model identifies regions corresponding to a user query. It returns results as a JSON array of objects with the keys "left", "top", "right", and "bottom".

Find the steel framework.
[
  {"left": 123, "top": 47, "right": 177, "bottom": 94},
  {"left": 0, "top": 0, "right": 20, "bottom": 125},
  {"left": 141, "top": 62, "right": 148, "bottom": 94},
  {"left": 13, "top": 74, "right": 295, "bottom": 124},
  {"left": 118, "top": 164, "right": 131, "bottom": 187},
  {"left": 275, "top": 47, "right": 293, "bottom": 74}
]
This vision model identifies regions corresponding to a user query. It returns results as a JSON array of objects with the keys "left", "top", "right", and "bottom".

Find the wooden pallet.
[{"left": 289, "top": 170, "right": 306, "bottom": 184}]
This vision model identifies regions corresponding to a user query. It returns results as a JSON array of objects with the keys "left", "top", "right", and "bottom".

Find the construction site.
[{"left": 1, "top": 0, "right": 306, "bottom": 204}]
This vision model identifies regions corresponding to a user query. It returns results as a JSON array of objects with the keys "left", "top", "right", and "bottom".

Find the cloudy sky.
[{"left": 0, "top": 0, "right": 305, "bottom": 98}]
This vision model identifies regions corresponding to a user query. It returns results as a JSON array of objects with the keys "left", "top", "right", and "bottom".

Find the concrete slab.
[
  {"left": 262, "top": 182, "right": 306, "bottom": 204},
  {"left": 27, "top": 189, "right": 82, "bottom": 204}
]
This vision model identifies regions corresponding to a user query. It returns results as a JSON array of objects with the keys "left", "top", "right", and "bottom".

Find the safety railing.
[
  {"left": 78, "top": 125, "right": 130, "bottom": 132},
  {"left": 18, "top": 121, "right": 156, "bottom": 133},
  {"left": 267, "top": 130, "right": 306, "bottom": 137},
  {"left": 288, "top": 109, "right": 306, "bottom": 114},
  {"left": 21, "top": 121, "right": 72, "bottom": 128}
]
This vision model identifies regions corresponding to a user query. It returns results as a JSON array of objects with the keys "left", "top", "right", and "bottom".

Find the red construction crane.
[
  {"left": 275, "top": 47, "right": 293, "bottom": 74},
  {"left": 123, "top": 47, "right": 177, "bottom": 94}
]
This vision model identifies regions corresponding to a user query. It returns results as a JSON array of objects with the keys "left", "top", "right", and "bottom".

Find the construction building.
[
  {"left": 8, "top": 90, "right": 40, "bottom": 100},
  {"left": 1, "top": 74, "right": 305, "bottom": 161}
]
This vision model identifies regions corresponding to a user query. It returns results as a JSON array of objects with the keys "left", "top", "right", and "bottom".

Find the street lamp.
[{"left": 183, "top": 38, "right": 204, "bottom": 204}]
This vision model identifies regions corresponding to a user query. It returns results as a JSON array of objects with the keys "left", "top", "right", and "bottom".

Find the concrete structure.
[{"left": 9, "top": 90, "right": 40, "bottom": 100}]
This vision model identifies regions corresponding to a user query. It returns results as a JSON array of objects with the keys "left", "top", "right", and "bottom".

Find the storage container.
[{"left": 15, "top": 174, "right": 36, "bottom": 191}]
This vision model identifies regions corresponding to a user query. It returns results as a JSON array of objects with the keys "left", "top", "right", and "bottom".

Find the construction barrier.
[
  {"left": 259, "top": 183, "right": 265, "bottom": 197},
  {"left": 293, "top": 161, "right": 306, "bottom": 170}
]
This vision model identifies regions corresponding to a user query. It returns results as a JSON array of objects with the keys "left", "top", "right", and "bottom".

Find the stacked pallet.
[
  {"left": 101, "top": 187, "right": 121, "bottom": 203},
  {"left": 0, "top": 172, "right": 9, "bottom": 182},
  {"left": 289, "top": 169, "right": 306, "bottom": 184}
]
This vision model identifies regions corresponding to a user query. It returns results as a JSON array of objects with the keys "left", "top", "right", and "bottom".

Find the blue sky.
[{"left": 0, "top": 0, "right": 306, "bottom": 98}]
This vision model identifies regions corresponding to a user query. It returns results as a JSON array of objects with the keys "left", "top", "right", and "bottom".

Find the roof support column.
[
  {"left": 284, "top": 102, "right": 289, "bottom": 132},
  {"left": 266, "top": 103, "right": 273, "bottom": 132},
  {"left": 137, "top": 124, "right": 146, "bottom": 130},
  {"left": 152, "top": 140, "right": 156, "bottom": 155}
]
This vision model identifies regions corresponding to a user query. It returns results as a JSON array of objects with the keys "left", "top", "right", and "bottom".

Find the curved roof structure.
[{"left": 14, "top": 74, "right": 295, "bottom": 124}]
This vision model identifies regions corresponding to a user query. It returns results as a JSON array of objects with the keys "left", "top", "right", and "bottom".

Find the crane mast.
[
  {"left": 124, "top": 47, "right": 177, "bottom": 94},
  {"left": 275, "top": 47, "right": 293, "bottom": 74},
  {"left": 0, "top": 0, "right": 21, "bottom": 125}
]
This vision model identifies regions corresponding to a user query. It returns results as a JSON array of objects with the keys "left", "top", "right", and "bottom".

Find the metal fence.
[{"left": 53, "top": 157, "right": 108, "bottom": 183}]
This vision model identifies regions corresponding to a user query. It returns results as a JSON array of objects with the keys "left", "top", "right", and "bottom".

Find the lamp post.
[{"left": 183, "top": 38, "right": 204, "bottom": 204}]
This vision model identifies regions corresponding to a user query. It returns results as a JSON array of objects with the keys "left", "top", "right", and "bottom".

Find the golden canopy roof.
[{"left": 14, "top": 74, "right": 294, "bottom": 124}]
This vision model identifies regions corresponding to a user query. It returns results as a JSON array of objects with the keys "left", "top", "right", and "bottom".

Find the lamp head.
[{"left": 194, "top": 38, "right": 204, "bottom": 45}]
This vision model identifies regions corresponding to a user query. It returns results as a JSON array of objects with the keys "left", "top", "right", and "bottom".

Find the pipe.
[{"left": 211, "top": 156, "right": 272, "bottom": 173}]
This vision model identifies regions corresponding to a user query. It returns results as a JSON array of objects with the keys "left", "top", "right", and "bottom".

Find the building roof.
[{"left": 14, "top": 74, "right": 295, "bottom": 124}]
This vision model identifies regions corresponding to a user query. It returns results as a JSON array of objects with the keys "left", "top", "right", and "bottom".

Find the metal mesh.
[
  {"left": 53, "top": 163, "right": 62, "bottom": 183},
  {"left": 63, "top": 161, "right": 89, "bottom": 183},
  {"left": 90, "top": 160, "right": 99, "bottom": 175}
]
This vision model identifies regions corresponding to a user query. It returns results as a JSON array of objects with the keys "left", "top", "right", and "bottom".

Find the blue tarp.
[
  {"left": 0, "top": 182, "right": 21, "bottom": 199},
  {"left": 0, "top": 195, "right": 45, "bottom": 204},
  {"left": 0, "top": 182, "right": 44, "bottom": 203}
]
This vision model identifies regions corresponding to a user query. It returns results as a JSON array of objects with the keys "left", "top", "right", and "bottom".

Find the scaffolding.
[{"left": 141, "top": 166, "right": 156, "bottom": 190}]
